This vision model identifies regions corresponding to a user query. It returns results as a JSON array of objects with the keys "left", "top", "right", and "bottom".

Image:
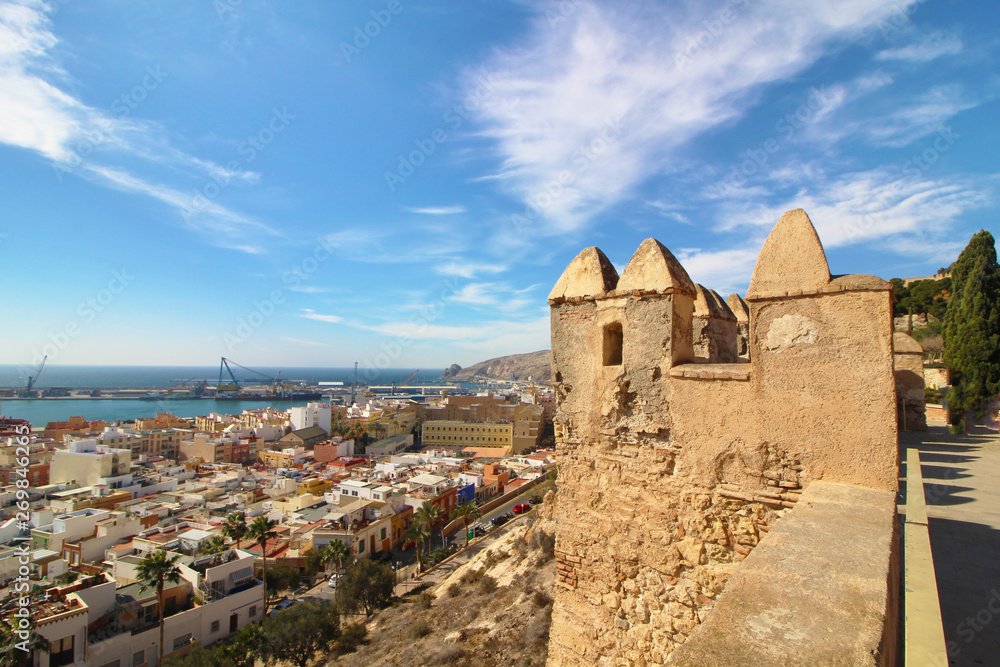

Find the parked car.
[
  {"left": 492, "top": 515, "right": 509, "bottom": 528},
  {"left": 268, "top": 599, "right": 299, "bottom": 616},
  {"left": 513, "top": 503, "right": 531, "bottom": 514},
  {"left": 373, "top": 550, "right": 394, "bottom": 564},
  {"left": 528, "top": 495, "right": 542, "bottom": 505},
  {"left": 328, "top": 574, "right": 340, "bottom": 588}
]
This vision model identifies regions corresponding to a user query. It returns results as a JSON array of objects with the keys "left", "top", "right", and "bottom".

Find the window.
[
  {"left": 173, "top": 633, "right": 193, "bottom": 650},
  {"left": 358, "top": 539, "right": 365, "bottom": 553},
  {"left": 211, "top": 620, "right": 220, "bottom": 633},
  {"left": 381, "top": 527, "right": 387, "bottom": 540},
  {"left": 133, "top": 650, "right": 145, "bottom": 666},
  {"left": 50, "top": 637, "right": 75, "bottom": 667},
  {"left": 603, "top": 322, "right": 623, "bottom": 366},
  {"left": 249, "top": 605, "right": 257, "bottom": 618}
]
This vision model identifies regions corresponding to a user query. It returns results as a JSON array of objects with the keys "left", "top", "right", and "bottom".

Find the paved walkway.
[{"left": 902, "top": 425, "right": 1000, "bottom": 666}]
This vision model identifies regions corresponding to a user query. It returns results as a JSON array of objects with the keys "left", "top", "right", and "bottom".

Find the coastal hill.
[{"left": 440, "top": 350, "right": 552, "bottom": 383}]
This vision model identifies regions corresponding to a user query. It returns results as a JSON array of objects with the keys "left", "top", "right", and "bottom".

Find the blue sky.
[{"left": 1, "top": 0, "right": 997, "bottom": 372}]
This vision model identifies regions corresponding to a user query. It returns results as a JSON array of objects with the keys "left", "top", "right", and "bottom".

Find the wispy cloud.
[
  {"left": 403, "top": 205, "right": 467, "bottom": 215},
  {"left": 435, "top": 261, "right": 507, "bottom": 278},
  {"left": 876, "top": 31, "right": 963, "bottom": 63},
  {"left": 863, "top": 85, "right": 977, "bottom": 148},
  {"left": 289, "top": 285, "right": 334, "bottom": 294},
  {"left": 466, "top": 0, "right": 923, "bottom": 233},
  {"left": 0, "top": 0, "right": 273, "bottom": 253},
  {"left": 717, "top": 167, "right": 991, "bottom": 252},
  {"left": 298, "top": 308, "right": 343, "bottom": 324},
  {"left": 281, "top": 336, "right": 328, "bottom": 347}
]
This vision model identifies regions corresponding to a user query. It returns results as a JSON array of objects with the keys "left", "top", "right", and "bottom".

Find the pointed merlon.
[
  {"left": 725, "top": 293, "right": 749, "bottom": 322},
  {"left": 694, "top": 285, "right": 737, "bottom": 321},
  {"left": 893, "top": 331, "right": 923, "bottom": 355},
  {"left": 549, "top": 246, "right": 619, "bottom": 302},
  {"left": 617, "top": 238, "right": 696, "bottom": 295},
  {"left": 747, "top": 209, "right": 831, "bottom": 299}
]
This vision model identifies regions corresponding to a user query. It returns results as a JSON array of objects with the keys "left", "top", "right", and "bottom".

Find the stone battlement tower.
[{"left": 546, "top": 209, "right": 898, "bottom": 666}]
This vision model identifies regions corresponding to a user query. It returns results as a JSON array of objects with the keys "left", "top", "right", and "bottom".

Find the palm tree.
[
  {"left": 413, "top": 502, "right": 444, "bottom": 555},
  {"left": 202, "top": 535, "right": 227, "bottom": 555},
  {"left": 246, "top": 516, "right": 278, "bottom": 618},
  {"left": 137, "top": 549, "right": 182, "bottom": 667},
  {"left": 0, "top": 617, "right": 49, "bottom": 667},
  {"left": 403, "top": 522, "right": 429, "bottom": 572},
  {"left": 323, "top": 539, "right": 351, "bottom": 575},
  {"left": 450, "top": 500, "right": 483, "bottom": 547},
  {"left": 221, "top": 511, "right": 247, "bottom": 551}
]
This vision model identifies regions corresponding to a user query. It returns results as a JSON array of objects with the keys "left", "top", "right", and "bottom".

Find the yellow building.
[
  {"left": 297, "top": 477, "right": 332, "bottom": 496},
  {"left": 423, "top": 421, "right": 514, "bottom": 450}
]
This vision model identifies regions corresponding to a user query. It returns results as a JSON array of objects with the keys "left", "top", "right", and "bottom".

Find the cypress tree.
[{"left": 942, "top": 230, "right": 1000, "bottom": 431}]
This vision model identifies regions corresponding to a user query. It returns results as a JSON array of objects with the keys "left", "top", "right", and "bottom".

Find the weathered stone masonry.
[{"left": 546, "top": 210, "right": 899, "bottom": 666}]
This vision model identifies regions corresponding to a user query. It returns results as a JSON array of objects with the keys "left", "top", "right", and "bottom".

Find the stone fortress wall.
[{"left": 546, "top": 209, "right": 899, "bottom": 666}]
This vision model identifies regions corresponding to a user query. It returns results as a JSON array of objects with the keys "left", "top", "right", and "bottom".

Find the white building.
[{"left": 288, "top": 402, "right": 332, "bottom": 434}]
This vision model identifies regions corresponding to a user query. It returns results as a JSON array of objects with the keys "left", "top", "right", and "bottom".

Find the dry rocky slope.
[
  {"left": 440, "top": 350, "right": 552, "bottom": 383},
  {"left": 328, "top": 505, "right": 557, "bottom": 667}
]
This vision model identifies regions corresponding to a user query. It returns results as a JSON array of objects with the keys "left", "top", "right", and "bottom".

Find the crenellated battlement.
[{"left": 546, "top": 209, "right": 899, "bottom": 666}]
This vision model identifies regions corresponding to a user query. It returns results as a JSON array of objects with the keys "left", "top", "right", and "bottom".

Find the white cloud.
[
  {"left": 403, "top": 205, "right": 467, "bottom": 215},
  {"left": 717, "top": 168, "right": 991, "bottom": 253},
  {"left": 467, "top": 0, "right": 922, "bottom": 233},
  {"left": 674, "top": 247, "right": 763, "bottom": 295},
  {"left": 435, "top": 261, "right": 507, "bottom": 278},
  {"left": 863, "top": 85, "right": 976, "bottom": 147},
  {"left": 289, "top": 285, "right": 333, "bottom": 294},
  {"left": 876, "top": 31, "right": 963, "bottom": 63},
  {"left": 280, "top": 336, "right": 328, "bottom": 347},
  {"left": 0, "top": 0, "right": 272, "bottom": 252},
  {"left": 298, "top": 309, "right": 343, "bottom": 324},
  {"left": 451, "top": 283, "right": 499, "bottom": 305}
]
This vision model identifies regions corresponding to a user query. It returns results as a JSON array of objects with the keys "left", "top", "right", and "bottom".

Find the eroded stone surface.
[
  {"left": 893, "top": 331, "right": 927, "bottom": 431},
  {"left": 747, "top": 209, "right": 830, "bottom": 299},
  {"left": 547, "top": 210, "right": 898, "bottom": 666},
  {"left": 617, "top": 238, "right": 696, "bottom": 295},
  {"left": 549, "top": 246, "right": 620, "bottom": 302}
]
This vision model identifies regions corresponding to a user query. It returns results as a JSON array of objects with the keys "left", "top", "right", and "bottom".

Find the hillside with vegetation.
[
  {"left": 441, "top": 350, "right": 552, "bottom": 383},
  {"left": 330, "top": 510, "right": 557, "bottom": 667}
]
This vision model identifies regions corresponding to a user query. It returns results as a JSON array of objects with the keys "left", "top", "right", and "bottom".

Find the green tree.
[
  {"left": 221, "top": 622, "right": 266, "bottom": 667},
  {"left": 413, "top": 502, "right": 444, "bottom": 554},
  {"left": 0, "top": 617, "right": 49, "bottom": 667},
  {"left": 137, "top": 549, "right": 183, "bottom": 667},
  {"left": 202, "top": 535, "right": 227, "bottom": 555},
  {"left": 943, "top": 230, "right": 1000, "bottom": 431},
  {"left": 162, "top": 645, "right": 233, "bottom": 667},
  {"left": 403, "top": 522, "right": 429, "bottom": 572},
  {"left": 221, "top": 512, "right": 247, "bottom": 551},
  {"left": 265, "top": 566, "right": 301, "bottom": 601},
  {"left": 449, "top": 500, "right": 482, "bottom": 546},
  {"left": 322, "top": 539, "right": 352, "bottom": 574},
  {"left": 247, "top": 516, "right": 278, "bottom": 617},
  {"left": 262, "top": 600, "right": 340, "bottom": 667},
  {"left": 337, "top": 559, "right": 394, "bottom": 617}
]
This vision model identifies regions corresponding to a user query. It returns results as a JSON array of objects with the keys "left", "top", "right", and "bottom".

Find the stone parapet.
[{"left": 667, "top": 481, "right": 898, "bottom": 666}]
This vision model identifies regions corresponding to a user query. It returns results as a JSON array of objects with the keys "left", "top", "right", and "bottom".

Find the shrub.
[
  {"left": 415, "top": 591, "right": 434, "bottom": 608},
  {"left": 532, "top": 589, "right": 552, "bottom": 607},
  {"left": 333, "top": 622, "right": 368, "bottom": 656},
  {"left": 478, "top": 574, "right": 497, "bottom": 594},
  {"left": 409, "top": 619, "right": 432, "bottom": 639},
  {"left": 529, "top": 529, "right": 555, "bottom": 560},
  {"left": 429, "top": 646, "right": 468, "bottom": 664},
  {"left": 447, "top": 583, "right": 463, "bottom": 597},
  {"left": 460, "top": 568, "right": 484, "bottom": 584}
]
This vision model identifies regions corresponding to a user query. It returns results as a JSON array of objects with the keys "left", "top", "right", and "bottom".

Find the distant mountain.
[{"left": 440, "top": 350, "right": 552, "bottom": 383}]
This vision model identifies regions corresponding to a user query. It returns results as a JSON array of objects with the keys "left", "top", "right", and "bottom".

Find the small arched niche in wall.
[{"left": 603, "top": 322, "right": 623, "bottom": 366}]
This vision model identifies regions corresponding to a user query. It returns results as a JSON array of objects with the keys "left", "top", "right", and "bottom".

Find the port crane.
[
  {"left": 19, "top": 355, "right": 47, "bottom": 398},
  {"left": 216, "top": 358, "right": 299, "bottom": 398}
]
